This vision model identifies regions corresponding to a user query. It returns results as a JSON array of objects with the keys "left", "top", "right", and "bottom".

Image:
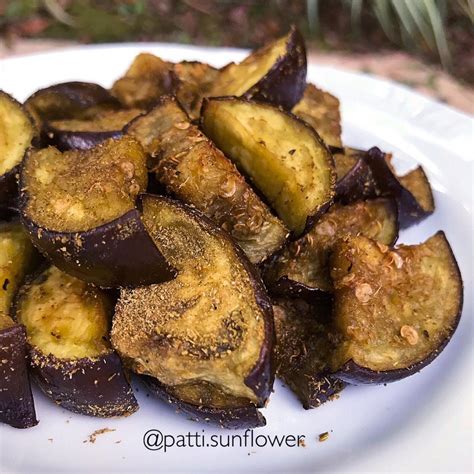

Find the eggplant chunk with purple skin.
[
  {"left": 292, "top": 84, "right": 342, "bottom": 148},
  {"left": 329, "top": 232, "right": 463, "bottom": 384},
  {"left": 126, "top": 96, "right": 288, "bottom": 264},
  {"left": 363, "top": 147, "right": 434, "bottom": 228},
  {"left": 0, "top": 221, "right": 38, "bottom": 429},
  {"left": 273, "top": 298, "right": 344, "bottom": 409},
  {"left": 142, "top": 377, "right": 266, "bottom": 429},
  {"left": 111, "top": 53, "right": 178, "bottom": 109},
  {"left": 263, "top": 199, "right": 398, "bottom": 300},
  {"left": 201, "top": 97, "right": 336, "bottom": 237},
  {"left": 19, "top": 136, "right": 175, "bottom": 288},
  {"left": 210, "top": 27, "right": 307, "bottom": 110},
  {"left": 112, "top": 194, "right": 274, "bottom": 411},
  {"left": 15, "top": 266, "right": 138, "bottom": 417},
  {"left": 0, "top": 91, "right": 36, "bottom": 209}
]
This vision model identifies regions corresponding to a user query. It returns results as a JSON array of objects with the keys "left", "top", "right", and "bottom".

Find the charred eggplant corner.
[
  {"left": 273, "top": 298, "right": 344, "bottom": 409},
  {"left": 112, "top": 195, "right": 274, "bottom": 409},
  {"left": 15, "top": 266, "right": 138, "bottom": 417},
  {"left": 329, "top": 232, "right": 463, "bottom": 384},
  {"left": 126, "top": 96, "right": 288, "bottom": 264},
  {"left": 142, "top": 377, "right": 266, "bottom": 429},
  {"left": 263, "top": 199, "right": 398, "bottom": 300},
  {"left": 0, "top": 221, "right": 38, "bottom": 428},
  {"left": 0, "top": 91, "right": 36, "bottom": 209},
  {"left": 201, "top": 97, "right": 336, "bottom": 237},
  {"left": 364, "top": 147, "right": 435, "bottom": 227},
  {"left": 210, "top": 26, "right": 306, "bottom": 110},
  {"left": 19, "top": 136, "right": 175, "bottom": 287}
]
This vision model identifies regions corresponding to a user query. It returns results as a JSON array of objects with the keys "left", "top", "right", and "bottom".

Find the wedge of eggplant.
[
  {"left": 273, "top": 298, "right": 344, "bottom": 409},
  {"left": 15, "top": 266, "right": 138, "bottom": 417},
  {"left": 0, "top": 91, "right": 36, "bottom": 209},
  {"left": 19, "top": 137, "right": 175, "bottom": 287},
  {"left": 363, "top": 147, "right": 434, "bottom": 227},
  {"left": 126, "top": 96, "right": 288, "bottom": 263},
  {"left": 24, "top": 81, "right": 120, "bottom": 130},
  {"left": 201, "top": 97, "right": 336, "bottom": 237},
  {"left": 42, "top": 108, "right": 143, "bottom": 151},
  {"left": 112, "top": 194, "right": 274, "bottom": 407},
  {"left": 263, "top": 199, "right": 398, "bottom": 300},
  {"left": 142, "top": 376, "right": 265, "bottom": 429},
  {"left": 292, "top": 84, "right": 342, "bottom": 148},
  {"left": 0, "top": 220, "right": 38, "bottom": 315},
  {"left": 111, "top": 53, "right": 178, "bottom": 109},
  {"left": 329, "top": 232, "right": 463, "bottom": 384},
  {"left": 209, "top": 26, "right": 307, "bottom": 110},
  {"left": 0, "top": 312, "right": 37, "bottom": 429}
]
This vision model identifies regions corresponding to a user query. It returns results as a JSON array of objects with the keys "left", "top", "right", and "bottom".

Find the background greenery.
[{"left": 0, "top": 0, "right": 472, "bottom": 85}]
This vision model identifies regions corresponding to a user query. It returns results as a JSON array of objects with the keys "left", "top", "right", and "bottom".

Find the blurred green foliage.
[{"left": 0, "top": 0, "right": 472, "bottom": 83}]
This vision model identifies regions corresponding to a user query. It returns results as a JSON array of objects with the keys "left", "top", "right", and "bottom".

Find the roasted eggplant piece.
[
  {"left": 329, "top": 232, "right": 463, "bottom": 384},
  {"left": 273, "top": 298, "right": 344, "bottom": 409},
  {"left": 0, "top": 221, "right": 38, "bottom": 428},
  {"left": 333, "top": 150, "right": 377, "bottom": 203},
  {"left": 201, "top": 97, "right": 336, "bottom": 237},
  {"left": 111, "top": 53, "right": 178, "bottom": 109},
  {"left": 126, "top": 96, "right": 288, "bottom": 263},
  {"left": 15, "top": 266, "right": 138, "bottom": 417},
  {"left": 364, "top": 147, "right": 434, "bottom": 227},
  {"left": 42, "top": 108, "right": 143, "bottom": 151},
  {"left": 19, "top": 137, "right": 175, "bottom": 287},
  {"left": 292, "top": 84, "right": 342, "bottom": 148},
  {"left": 143, "top": 376, "right": 266, "bottom": 429},
  {"left": 210, "top": 27, "right": 306, "bottom": 110},
  {"left": 263, "top": 199, "right": 398, "bottom": 300},
  {"left": 24, "top": 82, "right": 119, "bottom": 130},
  {"left": 173, "top": 61, "right": 219, "bottom": 120},
  {"left": 0, "top": 314, "right": 37, "bottom": 428},
  {"left": 0, "top": 91, "right": 36, "bottom": 209},
  {"left": 112, "top": 194, "right": 274, "bottom": 406},
  {"left": 0, "top": 220, "right": 38, "bottom": 315}
]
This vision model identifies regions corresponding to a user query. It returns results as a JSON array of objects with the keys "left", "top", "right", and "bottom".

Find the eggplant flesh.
[
  {"left": 273, "top": 298, "right": 344, "bottom": 409},
  {"left": 329, "top": 232, "right": 463, "bottom": 384},
  {"left": 292, "top": 84, "right": 342, "bottom": 148},
  {"left": 210, "top": 27, "right": 306, "bottom": 110},
  {"left": 201, "top": 97, "right": 335, "bottom": 237},
  {"left": 142, "top": 376, "right": 265, "bottom": 429},
  {"left": 263, "top": 199, "right": 398, "bottom": 299},
  {"left": 15, "top": 266, "right": 138, "bottom": 417},
  {"left": 112, "top": 194, "right": 274, "bottom": 406},
  {"left": 0, "top": 91, "right": 36, "bottom": 209},
  {"left": 126, "top": 96, "right": 288, "bottom": 264}
]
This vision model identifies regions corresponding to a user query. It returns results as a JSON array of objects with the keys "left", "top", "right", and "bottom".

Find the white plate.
[{"left": 0, "top": 44, "right": 472, "bottom": 474}]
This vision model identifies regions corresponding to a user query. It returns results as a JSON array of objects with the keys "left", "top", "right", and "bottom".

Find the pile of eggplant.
[{"left": 0, "top": 26, "right": 463, "bottom": 430}]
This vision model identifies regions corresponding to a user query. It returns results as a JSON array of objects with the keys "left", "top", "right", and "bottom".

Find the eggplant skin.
[
  {"left": 41, "top": 127, "right": 123, "bottom": 151},
  {"left": 0, "top": 167, "right": 19, "bottom": 210},
  {"left": 335, "top": 158, "right": 377, "bottom": 204},
  {"left": 0, "top": 324, "right": 37, "bottom": 429},
  {"left": 244, "top": 26, "right": 307, "bottom": 110},
  {"left": 19, "top": 206, "right": 176, "bottom": 289},
  {"left": 142, "top": 376, "right": 265, "bottom": 429},
  {"left": 29, "top": 348, "right": 138, "bottom": 417}
]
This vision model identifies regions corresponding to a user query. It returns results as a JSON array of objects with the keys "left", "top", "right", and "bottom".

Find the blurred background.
[{"left": 0, "top": 0, "right": 472, "bottom": 112}]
